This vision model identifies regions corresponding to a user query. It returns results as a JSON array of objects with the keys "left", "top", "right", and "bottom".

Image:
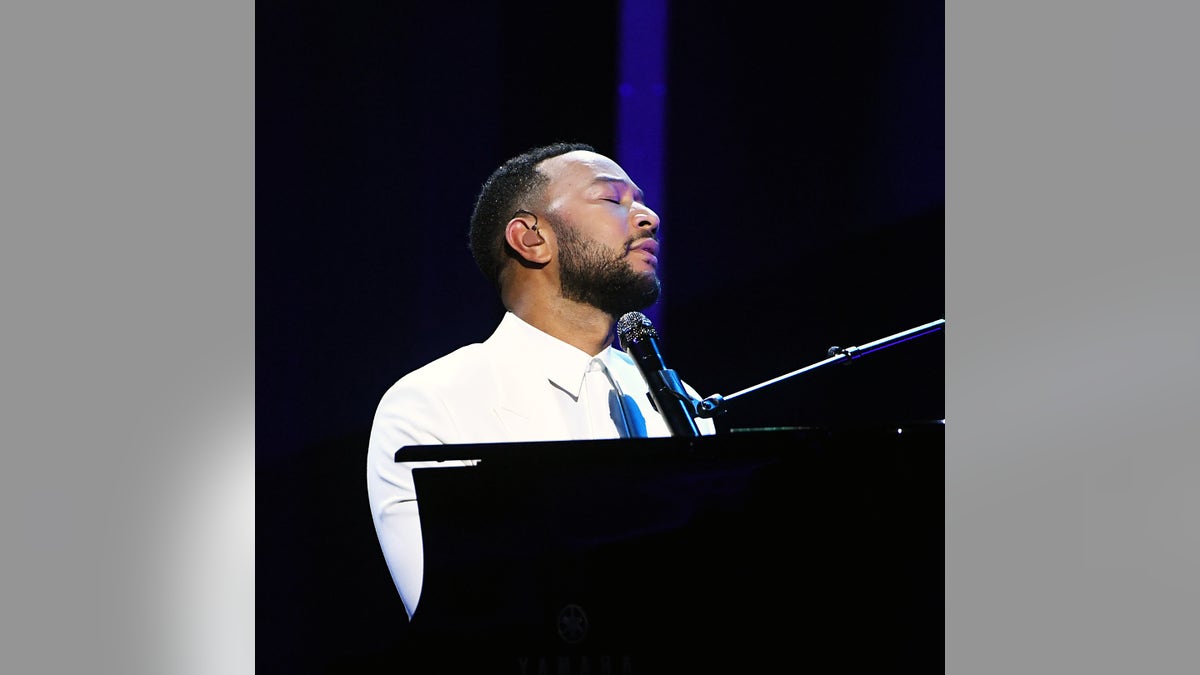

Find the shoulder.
[
  {"left": 370, "top": 342, "right": 504, "bottom": 448},
  {"left": 381, "top": 342, "right": 496, "bottom": 401}
]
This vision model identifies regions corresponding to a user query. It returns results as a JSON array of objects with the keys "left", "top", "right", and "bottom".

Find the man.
[{"left": 366, "top": 142, "right": 716, "bottom": 620}]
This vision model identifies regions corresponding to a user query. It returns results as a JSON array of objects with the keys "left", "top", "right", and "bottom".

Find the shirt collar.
[{"left": 501, "top": 312, "right": 619, "bottom": 399}]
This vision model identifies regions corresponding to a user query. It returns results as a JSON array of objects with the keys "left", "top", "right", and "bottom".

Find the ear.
[{"left": 505, "top": 215, "right": 551, "bottom": 264}]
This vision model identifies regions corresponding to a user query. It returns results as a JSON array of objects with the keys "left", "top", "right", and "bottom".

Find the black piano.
[{"left": 395, "top": 423, "right": 943, "bottom": 674}]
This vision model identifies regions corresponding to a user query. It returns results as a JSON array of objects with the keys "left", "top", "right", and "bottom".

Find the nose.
[{"left": 632, "top": 205, "right": 660, "bottom": 234}]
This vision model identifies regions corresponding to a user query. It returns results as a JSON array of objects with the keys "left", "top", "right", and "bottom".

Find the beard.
[{"left": 553, "top": 217, "right": 661, "bottom": 317}]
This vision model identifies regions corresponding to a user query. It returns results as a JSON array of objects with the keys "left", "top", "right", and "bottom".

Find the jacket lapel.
[{"left": 486, "top": 335, "right": 572, "bottom": 442}]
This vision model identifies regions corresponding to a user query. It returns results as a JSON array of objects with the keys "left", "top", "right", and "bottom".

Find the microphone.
[{"left": 616, "top": 312, "right": 702, "bottom": 437}]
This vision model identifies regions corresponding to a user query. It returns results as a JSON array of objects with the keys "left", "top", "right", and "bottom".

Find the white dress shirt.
[{"left": 366, "top": 312, "right": 715, "bottom": 618}]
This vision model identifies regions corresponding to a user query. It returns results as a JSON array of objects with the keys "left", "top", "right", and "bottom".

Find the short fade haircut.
[{"left": 468, "top": 141, "right": 596, "bottom": 288}]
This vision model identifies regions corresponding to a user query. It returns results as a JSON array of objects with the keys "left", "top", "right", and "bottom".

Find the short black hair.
[{"left": 468, "top": 141, "right": 596, "bottom": 288}]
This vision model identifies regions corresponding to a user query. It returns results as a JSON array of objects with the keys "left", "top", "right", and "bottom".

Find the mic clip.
[
  {"left": 826, "top": 345, "right": 860, "bottom": 362},
  {"left": 696, "top": 394, "right": 725, "bottom": 419},
  {"left": 643, "top": 368, "right": 700, "bottom": 418}
]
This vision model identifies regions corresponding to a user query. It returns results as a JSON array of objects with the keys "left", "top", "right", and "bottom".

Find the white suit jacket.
[{"left": 366, "top": 312, "right": 715, "bottom": 618}]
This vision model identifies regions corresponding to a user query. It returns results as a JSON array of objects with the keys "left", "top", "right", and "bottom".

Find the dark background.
[{"left": 258, "top": 1, "right": 943, "bottom": 672}]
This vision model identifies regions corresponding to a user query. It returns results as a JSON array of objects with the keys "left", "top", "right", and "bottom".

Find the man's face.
[{"left": 537, "top": 151, "right": 662, "bottom": 316}]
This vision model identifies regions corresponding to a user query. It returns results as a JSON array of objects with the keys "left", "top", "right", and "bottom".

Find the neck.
[{"left": 506, "top": 295, "right": 616, "bottom": 356}]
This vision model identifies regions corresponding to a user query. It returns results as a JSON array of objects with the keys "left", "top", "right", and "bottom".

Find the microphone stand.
[{"left": 693, "top": 318, "right": 946, "bottom": 419}]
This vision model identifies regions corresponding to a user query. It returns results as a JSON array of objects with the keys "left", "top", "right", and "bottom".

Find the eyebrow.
[{"left": 592, "top": 175, "right": 645, "bottom": 203}]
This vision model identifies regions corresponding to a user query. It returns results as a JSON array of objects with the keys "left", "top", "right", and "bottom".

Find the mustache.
[{"left": 623, "top": 233, "right": 657, "bottom": 253}]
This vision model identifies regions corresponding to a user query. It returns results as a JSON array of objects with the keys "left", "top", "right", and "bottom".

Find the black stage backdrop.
[{"left": 257, "top": 2, "right": 943, "bottom": 672}]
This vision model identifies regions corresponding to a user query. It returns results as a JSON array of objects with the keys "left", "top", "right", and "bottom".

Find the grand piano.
[{"left": 394, "top": 422, "right": 943, "bottom": 674}]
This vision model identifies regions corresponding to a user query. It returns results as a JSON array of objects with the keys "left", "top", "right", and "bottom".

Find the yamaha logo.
[{"left": 556, "top": 603, "right": 589, "bottom": 644}]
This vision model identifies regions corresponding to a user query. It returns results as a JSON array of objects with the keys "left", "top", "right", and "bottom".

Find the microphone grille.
[{"left": 617, "top": 311, "right": 658, "bottom": 349}]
